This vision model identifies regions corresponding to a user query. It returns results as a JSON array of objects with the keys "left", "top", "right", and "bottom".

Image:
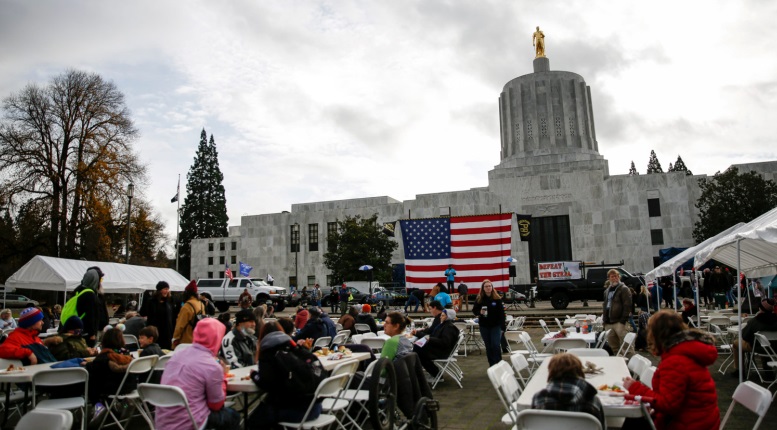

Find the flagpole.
[{"left": 175, "top": 174, "right": 180, "bottom": 273}]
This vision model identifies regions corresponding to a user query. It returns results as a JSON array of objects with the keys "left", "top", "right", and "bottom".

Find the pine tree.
[
  {"left": 646, "top": 150, "right": 663, "bottom": 174},
  {"left": 628, "top": 161, "right": 639, "bottom": 175},
  {"left": 667, "top": 162, "right": 674, "bottom": 172},
  {"left": 672, "top": 155, "right": 693, "bottom": 175},
  {"left": 178, "top": 129, "right": 229, "bottom": 277}
]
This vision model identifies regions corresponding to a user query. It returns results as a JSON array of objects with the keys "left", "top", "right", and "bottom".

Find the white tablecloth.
[{"left": 541, "top": 331, "right": 597, "bottom": 345}]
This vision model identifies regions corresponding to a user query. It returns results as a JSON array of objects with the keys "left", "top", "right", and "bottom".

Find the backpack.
[
  {"left": 273, "top": 345, "right": 325, "bottom": 398},
  {"left": 60, "top": 288, "right": 93, "bottom": 329},
  {"left": 187, "top": 302, "right": 208, "bottom": 328}
]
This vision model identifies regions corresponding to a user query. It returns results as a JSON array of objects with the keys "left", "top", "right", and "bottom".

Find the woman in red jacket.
[{"left": 622, "top": 310, "right": 720, "bottom": 430}]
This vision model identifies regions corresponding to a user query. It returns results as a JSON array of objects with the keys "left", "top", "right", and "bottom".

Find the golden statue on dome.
[{"left": 532, "top": 26, "right": 546, "bottom": 58}]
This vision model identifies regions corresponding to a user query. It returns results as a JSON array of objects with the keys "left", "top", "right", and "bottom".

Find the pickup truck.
[
  {"left": 535, "top": 261, "right": 643, "bottom": 310},
  {"left": 196, "top": 277, "right": 289, "bottom": 312}
]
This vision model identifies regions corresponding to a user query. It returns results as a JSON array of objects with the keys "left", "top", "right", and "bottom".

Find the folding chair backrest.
[
  {"left": 538, "top": 319, "right": 550, "bottom": 334},
  {"left": 639, "top": 366, "right": 656, "bottom": 389},
  {"left": 753, "top": 332, "right": 777, "bottom": 357},
  {"left": 330, "top": 360, "right": 359, "bottom": 378},
  {"left": 16, "top": 409, "right": 73, "bottom": 430},
  {"left": 173, "top": 343, "right": 193, "bottom": 354},
  {"left": 138, "top": 383, "right": 199, "bottom": 430},
  {"left": 616, "top": 332, "right": 636, "bottom": 356},
  {"left": 335, "top": 323, "right": 343, "bottom": 331},
  {"left": 314, "top": 373, "right": 351, "bottom": 399},
  {"left": 331, "top": 333, "right": 348, "bottom": 346},
  {"left": 32, "top": 367, "right": 89, "bottom": 406},
  {"left": 453, "top": 322, "right": 468, "bottom": 333},
  {"left": 154, "top": 354, "right": 173, "bottom": 372},
  {"left": 354, "top": 323, "right": 371, "bottom": 333},
  {"left": 595, "top": 329, "right": 610, "bottom": 349},
  {"left": 127, "top": 355, "right": 159, "bottom": 375},
  {"left": 568, "top": 348, "right": 608, "bottom": 357},
  {"left": 552, "top": 338, "right": 588, "bottom": 353},
  {"left": 708, "top": 317, "right": 730, "bottom": 327},
  {"left": 720, "top": 381, "right": 773, "bottom": 430},
  {"left": 555, "top": 318, "right": 564, "bottom": 330},
  {"left": 123, "top": 334, "right": 139, "bottom": 347},
  {"left": 516, "top": 409, "right": 602, "bottom": 430},
  {"left": 361, "top": 337, "right": 386, "bottom": 352},
  {"left": 509, "top": 353, "right": 530, "bottom": 387},
  {"left": 519, "top": 332, "right": 539, "bottom": 355},
  {"left": 499, "top": 371, "right": 522, "bottom": 403},
  {"left": 314, "top": 336, "right": 332, "bottom": 348},
  {"left": 487, "top": 361, "right": 512, "bottom": 388},
  {"left": 628, "top": 355, "right": 651, "bottom": 378}
]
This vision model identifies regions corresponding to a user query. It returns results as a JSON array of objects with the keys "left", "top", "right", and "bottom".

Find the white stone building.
[{"left": 191, "top": 57, "right": 777, "bottom": 288}]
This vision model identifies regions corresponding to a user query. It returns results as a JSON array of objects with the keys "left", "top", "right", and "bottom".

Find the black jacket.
[
  {"left": 139, "top": 295, "right": 174, "bottom": 350},
  {"left": 356, "top": 313, "right": 379, "bottom": 333},
  {"left": 741, "top": 312, "right": 777, "bottom": 345},
  {"left": 294, "top": 318, "right": 328, "bottom": 343},
  {"left": 418, "top": 320, "right": 459, "bottom": 359},
  {"left": 473, "top": 297, "right": 506, "bottom": 328}
]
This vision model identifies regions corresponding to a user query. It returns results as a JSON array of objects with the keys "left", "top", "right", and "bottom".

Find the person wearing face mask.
[{"left": 220, "top": 309, "right": 258, "bottom": 369}]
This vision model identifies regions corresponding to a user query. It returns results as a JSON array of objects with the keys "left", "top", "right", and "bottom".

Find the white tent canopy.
[
  {"left": 644, "top": 223, "right": 745, "bottom": 283},
  {"left": 6, "top": 255, "right": 189, "bottom": 294},
  {"left": 693, "top": 206, "right": 777, "bottom": 278}
]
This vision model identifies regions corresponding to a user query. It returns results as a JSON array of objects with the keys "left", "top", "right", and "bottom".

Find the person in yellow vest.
[
  {"left": 172, "top": 281, "right": 205, "bottom": 348},
  {"left": 59, "top": 266, "right": 105, "bottom": 347}
]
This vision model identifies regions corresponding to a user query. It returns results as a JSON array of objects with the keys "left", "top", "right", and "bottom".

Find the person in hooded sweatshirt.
[
  {"left": 293, "top": 306, "right": 328, "bottom": 344},
  {"left": 623, "top": 310, "right": 720, "bottom": 430},
  {"left": 60, "top": 266, "right": 106, "bottom": 347},
  {"left": 156, "top": 318, "right": 239, "bottom": 430},
  {"left": 531, "top": 353, "right": 605, "bottom": 429}
]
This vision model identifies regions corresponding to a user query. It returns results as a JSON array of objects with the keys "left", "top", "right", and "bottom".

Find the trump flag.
[{"left": 399, "top": 213, "right": 512, "bottom": 291}]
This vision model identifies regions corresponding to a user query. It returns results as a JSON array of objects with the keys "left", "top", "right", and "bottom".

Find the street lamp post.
[
  {"left": 293, "top": 222, "right": 299, "bottom": 288},
  {"left": 125, "top": 183, "right": 134, "bottom": 264}
]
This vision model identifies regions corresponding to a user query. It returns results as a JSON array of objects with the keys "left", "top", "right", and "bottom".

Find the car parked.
[
  {"left": 320, "top": 286, "right": 370, "bottom": 308},
  {"left": 370, "top": 288, "right": 408, "bottom": 307},
  {"left": 0, "top": 293, "right": 39, "bottom": 308}
]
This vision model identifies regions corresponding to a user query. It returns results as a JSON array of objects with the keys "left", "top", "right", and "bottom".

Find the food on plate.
[
  {"left": 6, "top": 364, "right": 14, "bottom": 371},
  {"left": 597, "top": 384, "right": 625, "bottom": 393},
  {"left": 240, "top": 376, "right": 251, "bottom": 380},
  {"left": 225, "top": 373, "right": 235, "bottom": 378}
]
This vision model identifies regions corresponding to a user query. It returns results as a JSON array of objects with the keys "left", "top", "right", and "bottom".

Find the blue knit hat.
[{"left": 18, "top": 307, "right": 43, "bottom": 328}]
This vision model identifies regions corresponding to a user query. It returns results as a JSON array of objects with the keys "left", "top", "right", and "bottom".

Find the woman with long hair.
[
  {"left": 622, "top": 310, "right": 719, "bottom": 430},
  {"left": 472, "top": 279, "right": 506, "bottom": 366}
]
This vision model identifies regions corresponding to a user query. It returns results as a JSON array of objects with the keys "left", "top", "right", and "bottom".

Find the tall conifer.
[
  {"left": 672, "top": 155, "right": 693, "bottom": 175},
  {"left": 628, "top": 161, "right": 639, "bottom": 175},
  {"left": 646, "top": 150, "right": 663, "bottom": 174}
]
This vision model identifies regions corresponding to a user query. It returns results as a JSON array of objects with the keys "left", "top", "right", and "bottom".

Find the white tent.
[
  {"left": 645, "top": 222, "right": 745, "bottom": 283},
  {"left": 6, "top": 255, "right": 189, "bottom": 294},
  {"left": 693, "top": 206, "right": 777, "bottom": 277}
]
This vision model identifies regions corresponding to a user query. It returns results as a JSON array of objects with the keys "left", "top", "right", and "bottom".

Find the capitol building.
[{"left": 191, "top": 55, "right": 777, "bottom": 288}]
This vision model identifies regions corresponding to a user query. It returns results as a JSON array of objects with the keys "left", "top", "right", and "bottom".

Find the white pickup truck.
[{"left": 196, "top": 277, "right": 289, "bottom": 312}]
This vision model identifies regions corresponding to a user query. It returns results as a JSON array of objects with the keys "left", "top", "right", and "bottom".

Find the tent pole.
[
  {"left": 695, "top": 271, "right": 700, "bottom": 326},
  {"left": 175, "top": 174, "right": 181, "bottom": 273},
  {"left": 737, "top": 239, "right": 742, "bottom": 384}
]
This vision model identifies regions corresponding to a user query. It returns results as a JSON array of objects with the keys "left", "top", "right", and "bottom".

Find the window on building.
[
  {"left": 648, "top": 198, "right": 661, "bottom": 217},
  {"left": 652, "top": 257, "right": 662, "bottom": 268},
  {"left": 309, "top": 224, "right": 319, "bottom": 252},
  {"left": 208, "top": 271, "right": 213, "bottom": 278},
  {"left": 231, "top": 255, "right": 236, "bottom": 264},
  {"left": 289, "top": 276, "right": 298, "bottom": 289},
  {"left": 651, "top": 229, "right": 664, "bottom": 245},
  {"left": 218, "top": 271, "right": 224, "bottom": 278},
  {"left": 290, "top": 224, "right": 300, "bottom": 252},
  {"left": 307, "top": 276, "right": 316, "bottom": 287},
  {"left": 326, "top": 275, "right": 333, "bottom": 287},
  {"left": 208, "top": 243, "right": 213, "bottom": 252},
  {"left": 219, "top": 256, "right": 225, "bottom": 264},
  {"left": 219, "top": 242, "right": 225, "bottom": 251},
  {"left": 327, "top": 221, "right": 338, "bottom": 251},
  {"left": 231, "top": 241, "right": 237, "bottom": 250},
  {"left": 207, "top": 257, "right": 213, "bottom": 265}
]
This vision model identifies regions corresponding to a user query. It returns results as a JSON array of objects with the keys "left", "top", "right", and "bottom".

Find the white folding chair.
[
  {"left": 568, "top": 348, "right": 609, "bottom": 357},
  {"left": 720, "top": 381, "right": 773, "bottom": 430},
  {"left": 123, "top": 334, "right": 139, "bottom": 348},
  {"left": 487, "top": 361, "right": 520, "bottom": 426},
  {"left": 361, "top": 337, "right": 386, "bottom": 353},
  {"left": 173, "top": 343, "right": 193, "bottom": 354},
  {"left": 98, "top": 355, "right": 159, "bottom": 430},
  {"left": 594, "top": 329, "right": 610, "bottom": 349},
  {"left": 628, "top": 355, "right": 652, "bottom": 379},
  {"left": 615, "top": 332, "right": 637, "bottom": 358},
  {"left": 138, "top": 383, "right": 204, "bottom": 430},
  {"left": 339, "top": 360, "right": 379, "bottom": 430},
  {"left": 313, "top": 337, "right": 332, "bottom": 349},
  {"left": 508, "top": 353, "right": 531, "bottom": 388},
  {"left": 554, "top": 318, "right": 565, "bottom": 331},
  {"left": 515, "top": 409, "right": 602, "bottom": 430},
  {"left": 16, "top": 409, "right": 73, "bottom": 430},
  {"left": 354, "top": 323, "right": 371, "bottom": 334},
  {"left": 335, "top": 323, "right": 343, "bottom": 331},
  {"left": 518, "top": 332, "right": 553, "bottom": 371},
  {"left": 31, "top": 367, "right": 89, "bottom": 430},
  {"left": 503, "top": 330, "right": 524, "bottom": 354},
  {"left": 431, "top": 334, "right": 465, "bottom": 389},
  {"left": 0, "top": 358, "right": 25, "bottom": 421},
  {"left": 335, "top": 329, "right": 351, "bottom": 344},
  {"left": 330, "top": 332, "right": 349, "bottom": 347},
  {"left": 538, "top": 319, "right": 551, "bottom": 335},
  {"left": 278, "top": 373, "right": 350, "bottom": 430},
  {"left": 747, "top": 332, "right": 777, "bottom": 384},
  {"left": 639, "top": 366, "right": 656, "bottom": 389},
  {"left": 320, "top": 361, "right": 360, "bottom": 430},
  {"left": 550, "top": 338, "right": 588, "bottom": 353},
  {"left": 709, "top": 324, "right": 734, "bottom": 374}
]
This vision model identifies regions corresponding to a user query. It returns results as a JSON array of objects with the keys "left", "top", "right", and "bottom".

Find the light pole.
[
  {"left": 125, "top": 183, "right": 134, "bottom": 264},
  {"left": 293, "top": 222, "right": 299, "bottom": 288}
]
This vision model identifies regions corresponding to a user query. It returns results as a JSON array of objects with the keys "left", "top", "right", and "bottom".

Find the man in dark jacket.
[
  {"left": 221, "top": 309, "right": 258, "bottom": 368},
  {"left": 732, "top": 298, "right": 777, "bottom": 373},
  {"left": 355, "top": 304, "right": 379, "bottom": 333},
  {"left": 602, "top": 270, "right": 632, "bottom": 357},
  {"left": 412, "top": 303, "right": 459, "bottom": 378},
  {"left": 139, "top": 281, "right": 174, "bottom": 350},
  {"left": 293, "top": 307, "right": 328, "bottom": 343}
]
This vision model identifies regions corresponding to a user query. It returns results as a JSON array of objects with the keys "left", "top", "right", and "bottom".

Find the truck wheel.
[
  {"left": 255, "top": 294, "right": 269, "bottom": 307},
  {"left": 322, "top": 298, "right": 331, "bottom": 307},
  {"left": 551, "top": 292, "right": 570, "bottom": 310},
  {"left": 273, "top": 301, "right": 286, "bottom": 312},
  {"left": 215, "top": 302, "right": 230, "bottom": 313}
]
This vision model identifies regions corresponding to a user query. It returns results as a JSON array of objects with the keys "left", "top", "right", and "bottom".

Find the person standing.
[
  {"left": 328, "top": 288, "right": 339, "bottom": 314},
  {"left": 623, "top": 311, "right": 720, "bottom": 430},
  {"left": 139, "top": 281, "right": 174, "bottom": 350},
  {"left": 602, "top": 269, "right": 632, "bottom": 356},
  {"left": 472, "top": 279, "right": 506, "bottom": 367},
  {"left": 60, "top": 266, "right": 105, "bottom": 347},
  {"left": 338, "top": 284, "right": 349, "bottom": 316},
  {"left": 172, "top": 281, "right": 205, "bottom": 348},
  {"left": 457, "top": 283, "right": 469, "bottom": 311},
  {"left": 311, "top": 283, "right": 322, "bottom": 307},
  {"left": 444, "top": 265, "right": 457, "bottom": 293}
]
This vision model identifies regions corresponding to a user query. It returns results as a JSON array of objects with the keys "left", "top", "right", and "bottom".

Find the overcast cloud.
[{"left": 2, "top": 0, "right": 777, "bottom": 247}]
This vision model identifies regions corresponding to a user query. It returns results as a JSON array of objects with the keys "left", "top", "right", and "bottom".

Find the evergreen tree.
[
  {"left": 628, "top": 161, "right": 639, "bottom": 175},
  {"left": 646, "top": 150, "right": 663, "bottom": 174},
  {"left": 667, "top": 162, "right": 674, "bottom": 172},
  {"left": 672, "top": 155, "right": 693, "bottom": 175},
  {"left": 178, "top": 129, "right": 229, "bottom": 277}
]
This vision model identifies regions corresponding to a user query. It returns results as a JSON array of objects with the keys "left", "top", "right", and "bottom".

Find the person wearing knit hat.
[
  {"left": 140, "top": 280, "right": 174, "bottom": 350},
  {"left": 731, "top": 297, "right": 777, "bottom": 375},
  {"left": 172, "top": 280, "right": 205, "bottom": 348},
  {"left": 48, "top": 316, "right": 97, "bottom": 361},
  {"left": 221, "top": 309, "right": 257, "bottom": 369},
  {"left": 0, "top": 307, "right": 46, "bottom": 365},
  {"left": 355, "top": 302, "right": 379, "bottom": 333}
]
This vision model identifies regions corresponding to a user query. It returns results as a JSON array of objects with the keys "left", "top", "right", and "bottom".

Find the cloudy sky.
[{"left": 2, "top": 0, "right": 776, "bottom": 246}]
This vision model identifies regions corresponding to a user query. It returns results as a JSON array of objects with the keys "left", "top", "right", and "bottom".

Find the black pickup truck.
[{"left": 535, "top": 261, "right": 643, "bottom": 309}]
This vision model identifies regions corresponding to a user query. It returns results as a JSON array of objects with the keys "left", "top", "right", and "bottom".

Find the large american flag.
[{"left": 400, "top": 213, "right": 512, "bottom": 291}]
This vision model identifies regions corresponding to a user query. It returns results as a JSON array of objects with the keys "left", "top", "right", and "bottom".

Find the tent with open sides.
[{"left": 5, "top": 255, "right": 189, "bottom": 294}]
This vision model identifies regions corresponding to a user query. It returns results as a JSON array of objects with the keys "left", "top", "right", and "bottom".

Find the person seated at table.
[
  {"left": 277, "top": 317, "right": 296, "bottom": 336},
  {"left": 86, "top": 327, "right": 135, "bottom": 417},
  {"left": 47, "top": 316, "right": 97, "bottom": 361},
  {"left": 221, "top": 309, "right": 258, "bottom": 368},
  {"left": 250, "top": 322, "right": 321, "bottom": 427},
  {"left": 0, "top": 307, "right": 59, "bottom": 365},
  {"left": 412, "top": 307, "right": 459, "bottom": 380},
  {"left": 266, "top": 303, "right": 276, "bottom": 318},
  {"left": 356, "top": 304, "right": 380, "bottom": 333},
  {"left": 0, "top": 308, "right": 16, "bottom": 329},
  {"left": 138, "top": 326, "right": 165, "bottom": 357},
  {"left": 623, "top": 310, "right": 720, "bottom": 430},
  {"left": 680, "top": 298, "right": 697, "bottom": 325},
  {"left": 381, "top": 312, "right": 413, "bottom": 360},
  {"left": 376, "top": 305, "right": 388, "bottom": 321},
  {"left": 294, "top": 305, "right": 309, "bottom": 330},
  {"left": 730, "top": 298, "right": 777, "bottom": 375},
  {"left": 156, "top": 318, "right": 240, "bottom": 430},
  {"left": 293, "top": 306, "right": 328, "bottom": 344},
  {"left": 338, "top": 305, "right": 359, "bottom": 334},
  {"left": 121, "top": 311, "right": 146, "bottom": 337},
  {"left": 531, "top": 353, "right": 605, "bottom": 429},
  {"left": 319, "top": 308, "right": 337, "bottom": 338}
]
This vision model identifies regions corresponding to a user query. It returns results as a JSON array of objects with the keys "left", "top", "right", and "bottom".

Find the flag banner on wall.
[
  {"left": 399, "top": 213, "right": 512, "bottom": 291},
  {"left": 225, "top": 263, "right": 234, "bottom": 281},
  {"left": 382, "top": 221, "right": 397, "bottom": 237},
  {"left": 239, "top": 262, "right": 253, "bottom": 277},
  {"left": 516, "top": 213, "right": 532, "bottom": 241}
]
